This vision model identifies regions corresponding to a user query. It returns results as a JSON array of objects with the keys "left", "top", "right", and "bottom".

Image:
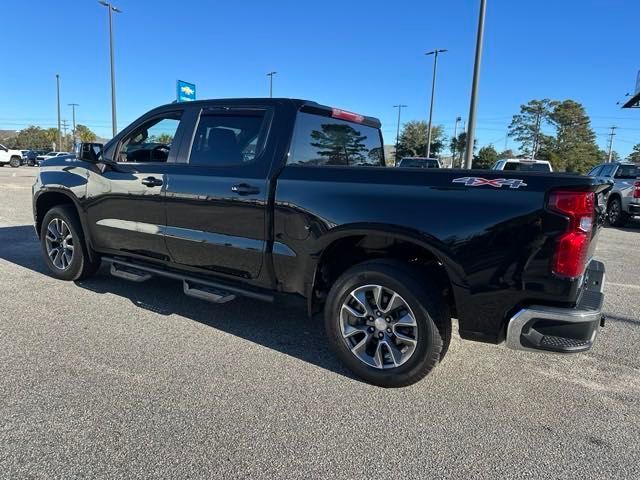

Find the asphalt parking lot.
[{"left": 1, "top": 166, "right": 639, "bottom": 479}]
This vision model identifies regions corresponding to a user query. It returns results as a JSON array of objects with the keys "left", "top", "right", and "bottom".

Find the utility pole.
[
  {"left": 425, "top": 49, "right": 447, "bottom": 158},
  {"left": 68, "top": 103, "right": 79, "bottom": 147},
  {"left": 99, "top": 1, "right": 122, "bottom": 137},
  {"left": 607, "top": 126, "right": 617, "bottom": 162},
  {"left": 393, "top": 104, "right": 408, "bottom": 164},
  {"left": 464, "top": 0, "right": 487, "bottom": 169},
  {"left": 267, "top": 71, "right": 277, "bottom": 98},
  {"left": 56, "top": 74, "right": 62, "bottom": 151}
]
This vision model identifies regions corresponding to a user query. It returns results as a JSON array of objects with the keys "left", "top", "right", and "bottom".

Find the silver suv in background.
[{"left": 588, "top": 162, "right": 640, "bottom": 227}]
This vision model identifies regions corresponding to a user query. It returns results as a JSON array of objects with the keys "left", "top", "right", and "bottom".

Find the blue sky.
[{"left": 1, "top": 0, "right": 639, "bottom": 156}]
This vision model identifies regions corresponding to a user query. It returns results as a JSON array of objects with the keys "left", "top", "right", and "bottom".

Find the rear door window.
[
  {"left": 288, "top": 112, "right": 384, "bottom": 167},
  {"left": 189, "top": 111, "right": 267, "bottom": 167},
  {"left": 614, "top": 164, "right": 640, "bottom": 179}
]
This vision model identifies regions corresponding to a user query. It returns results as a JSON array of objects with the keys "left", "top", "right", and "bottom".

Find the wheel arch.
[
  {"left": 306, "top": 224, "right": 464, "bottom": 319},
  {"left": 34, "top": 189, "right": 96, "bottom": 262}
]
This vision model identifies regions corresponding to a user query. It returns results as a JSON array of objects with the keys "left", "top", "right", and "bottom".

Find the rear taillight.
[
  {"left": 634, "top": 181, "right": 640, "bottom": 199},
  {"left": 548, "top": 190, "right": 595, "bottom": 279}
]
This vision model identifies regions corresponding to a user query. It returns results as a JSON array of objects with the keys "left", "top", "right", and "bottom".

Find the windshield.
[{"left": 504, "top": 162, "right": 551, "bottom": 172}]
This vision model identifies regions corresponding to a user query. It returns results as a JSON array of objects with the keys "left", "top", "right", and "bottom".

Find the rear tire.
[
  {"left": 607, "top": 197, "right": 628, "bottom": 227},
  {"left": 324, "top": 260, "right": 451, "bottom": 388},
  {"left": 40, "top": 205, "right": 100, "bottom": 281},
  {"left": 9, "top": 156, "right": 21, "bottom": 168}
]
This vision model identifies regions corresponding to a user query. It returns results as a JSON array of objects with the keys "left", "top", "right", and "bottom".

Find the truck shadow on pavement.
[{"left": 0, "top": 225, "right": 355, "bottom": 381}]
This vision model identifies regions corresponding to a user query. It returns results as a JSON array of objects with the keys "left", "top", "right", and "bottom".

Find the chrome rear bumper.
[{"left": 506, "top": 260, "right": 605, "bottom": 353}]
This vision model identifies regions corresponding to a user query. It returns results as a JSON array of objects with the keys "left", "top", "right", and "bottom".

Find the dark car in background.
[{"left": 22, "top": 150, "right": 39, "bottom": 166}]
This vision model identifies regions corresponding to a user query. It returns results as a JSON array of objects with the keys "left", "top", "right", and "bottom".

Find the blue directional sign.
[{"left": 176, "top": 80, "right": 196, "bottom": 102}]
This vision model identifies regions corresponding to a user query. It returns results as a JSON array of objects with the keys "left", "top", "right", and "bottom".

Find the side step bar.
[
  {"left": 103, "top": 257, "right": 273, "bottom": 304},
  {"left": 110, "top": 263, "right": 153, "bottom": 282},
  {"left": 183, "top": 280, "right": 235, "bottom": 304}
]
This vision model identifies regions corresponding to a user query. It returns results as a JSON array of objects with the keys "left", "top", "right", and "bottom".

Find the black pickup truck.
[{"left": 33, "top": 98, "right": 610, "bottom": 387}]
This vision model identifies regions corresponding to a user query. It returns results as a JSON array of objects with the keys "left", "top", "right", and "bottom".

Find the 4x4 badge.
[{"left": 452, "top": 177, "right": 528, "bottom": 189}]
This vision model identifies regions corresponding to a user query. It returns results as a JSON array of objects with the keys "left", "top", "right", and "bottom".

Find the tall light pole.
[
  {"left": 267, "top": 71, "right": 277, "bottom": 98},
  {"left": 99, "top": 1, "right": 121, "bottom": 137},
  {"left": 425, "top": 49, "right": 447, "bottom": 158},
  {"left": 393, "top": 104, "right": 408, "bottom": 164},
  {"left": 68, "top": 103, "right": 79, "bottom": 147},
  {"left": 452, "top": 116, "right": 461, "bottom": 167},
  {"left": 56, "top": 74, "right": 62, "bottom": 151},
  {"left": 464, "top": 0, "right": 487, "bottom": 169},
  {"left": 607, "top": 126, "right": 617, "bottom": 162}
]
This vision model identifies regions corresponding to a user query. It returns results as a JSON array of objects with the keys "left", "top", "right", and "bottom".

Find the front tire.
[
  {"left": 9, "top": 156, "right": 21, "bottom": 168},
  {"left": 607, "top": 197, "right": 628, "bottom": 227},
  {"left": 324, "top": 260, "right": 451, "bottom": 388},
  {"left": 40, "top": 205, "right": 100, "bottom": 281}
]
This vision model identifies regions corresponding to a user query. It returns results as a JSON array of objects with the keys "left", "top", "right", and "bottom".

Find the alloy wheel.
[
  {"left": 45, "top": 218, "right": 75, "bottom": 270},
  {"left": 340, "top": 284, "right": 418, "bottom": 369}
]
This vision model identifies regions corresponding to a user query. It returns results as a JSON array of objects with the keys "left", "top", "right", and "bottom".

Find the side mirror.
[{"left": 76, "top": 142, "right": 104, "bottom": 163}]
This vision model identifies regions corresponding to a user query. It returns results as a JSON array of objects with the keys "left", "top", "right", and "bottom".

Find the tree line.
[
  {"left": 395, "top": 98, "right": 639, "bottom": 173},
  {"left": 0, "top": 124, "right": 98, "bottom": 151}
]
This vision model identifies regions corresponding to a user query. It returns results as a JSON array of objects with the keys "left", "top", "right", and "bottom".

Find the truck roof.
[{"left": 152, "top": 98, "right": 382, "bottom": 128}]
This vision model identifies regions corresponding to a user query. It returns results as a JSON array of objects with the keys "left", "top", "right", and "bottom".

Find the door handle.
[
  {"left": 231, "top": 183, "right": 260, "bottom": 195},
  {"left": 141, "top": 176, "right": 163, "bottom": 187}
]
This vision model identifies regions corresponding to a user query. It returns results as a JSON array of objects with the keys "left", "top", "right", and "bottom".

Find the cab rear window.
[{"left": 288, "top": 112, "right": 384, "bottom": 167}]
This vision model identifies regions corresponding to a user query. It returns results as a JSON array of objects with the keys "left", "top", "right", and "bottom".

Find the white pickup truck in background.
[
  {"left": 491, "top": 158, "right": 553, "bottom": 172},
  {"left": 0, "top": 144, "right": 23, "bottom": 168}
]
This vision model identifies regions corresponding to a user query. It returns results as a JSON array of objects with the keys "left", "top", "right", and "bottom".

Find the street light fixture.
[
  {"left": 267, "top": 71, "right": 277, "bottom": 98},
  {"left": 393, "top": 104, "right": 408, "bottom": 164},
  {"left": 98, "top": 1, "right": 122, "bottom": 137},
  {"left": 425, "top": 49, "right": 447, "bottom": 158}
]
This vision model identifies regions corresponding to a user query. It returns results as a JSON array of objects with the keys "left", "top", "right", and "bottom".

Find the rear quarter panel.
[{"left": 273, "top": 166, "right": 607, "bottom": 342}]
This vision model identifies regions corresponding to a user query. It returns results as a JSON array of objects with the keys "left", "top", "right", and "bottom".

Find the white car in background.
[
  {"left": 35, "top": 151, "right": 71, "bottom": 164},
  {"left": 492, "top": 158, "right": 553, "bottom": 172},
  {"left": 0, "top": 144, "right": 24, "bottom": 168}
]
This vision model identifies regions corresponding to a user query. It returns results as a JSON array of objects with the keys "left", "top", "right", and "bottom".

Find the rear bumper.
[
  {"left": 629, "top": 203, "right": 640, "bottom": 216},
  {"left": 506, "top": 260, "right": 605, "bottom": 353}
]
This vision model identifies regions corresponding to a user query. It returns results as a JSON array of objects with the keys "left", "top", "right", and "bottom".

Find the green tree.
[
  {"left": 75, "top": 124, "right": 97, "bottom": 143},
  {"left": 11, "top": 126, "right": 58, "bottom": 149},
  {"left": 396, "top": 121, "right": 445, "bottom": 159},
  {"left": 449, "top": 132, "right": 466, "bottom": 168},
  {"left": 473, "top": 145, "right": 498, "bottom": 169},
  {"left": 549, "top": 100, "right": 599, "bottom": 173},
  {"left": 598, "top": 149, "right": 620, "bottom": 163},
  {"left": 497, "top": 149, "right": 515, "bottom": 159},
  {"left": 508, "top": 99, "right": 557, "bottom": 158},
  {"left": 627, "top": 144, "right": 640, "bottom": 162}
]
